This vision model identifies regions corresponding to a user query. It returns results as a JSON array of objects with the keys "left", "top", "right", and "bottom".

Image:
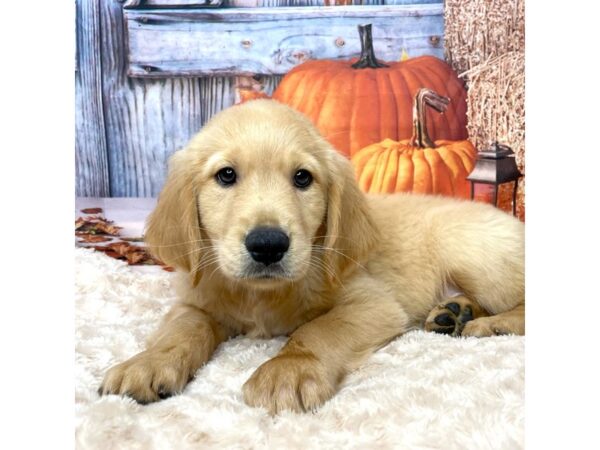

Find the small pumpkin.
[
  {"left": 351, "top": 88, "right": 477, "bottom": 198},
  {"left": 242, "top": 24, "right": 468, "bottom": 158}
]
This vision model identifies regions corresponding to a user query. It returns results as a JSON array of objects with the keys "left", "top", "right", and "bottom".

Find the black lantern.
[{"left": 467, "top": 142, "right": 523, "bottom": 216}]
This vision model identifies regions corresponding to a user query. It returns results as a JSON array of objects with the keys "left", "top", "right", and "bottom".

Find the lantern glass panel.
[{"left": 471, "top": 182, "right": 498, "bottom": 205}]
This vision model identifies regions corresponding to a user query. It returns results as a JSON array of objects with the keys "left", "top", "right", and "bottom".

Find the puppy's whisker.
[
  {"left": 193, "top": 254, "right": 222, "bottom": 273},
  {"left": 162, "top": 246, "right": 216, "bottom": 264},
  {"left": 305, "top": 258, "right": 329, "bottom": 279},
  {"left": 310, "top": 244, "right": 365, "bottom": 270},
  {"left": 177, "top": 245, "right": 216, "bottom": 259},
  {"left": 147, "top": 224, "right": 211, "bottom": 232},
  {"left": 311, "top": 235, "right": 359, "bottom": 242},
  {"left": 301, "top": 255, "right": 337, "bottom": 284},
  {"left": 149, "top": 240, "right": 212, "bottom": 250},
  {"left": 304, "top": 252, "right": 347, "bottom": 291},
  {"left": 208, "top": 263, "right": 225, "bottom": 281},
  {"left": 322, "top": 129, "right": 349, "bottom": 138},
  {"left": 310, "top": 262, "right": 341, "bottom": 290},
  {"left": 191, "top": 250, "right": 220, "bottom": 268},
  {"left": 207, "top": 249, "right": 243, "bottom": 280},
  {"left": 192, "top": 255, "right": 217, "bottom": 269}
]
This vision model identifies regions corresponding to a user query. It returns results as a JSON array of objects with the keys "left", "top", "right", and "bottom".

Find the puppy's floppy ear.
[
  {"left": 145, "top": 150, "right": 203, "bottom": 286},
  {"left": 322, "top": 150, "right": 380, "bottom": 282}
]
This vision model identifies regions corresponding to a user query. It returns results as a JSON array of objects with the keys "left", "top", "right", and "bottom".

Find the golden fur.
[{"left": 99, "top": 100, "right": 525, "bottom": 413}]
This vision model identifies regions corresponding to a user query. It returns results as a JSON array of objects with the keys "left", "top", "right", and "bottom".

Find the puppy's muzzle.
[{"left": 245, "top": 227, "right": 290, "bottom": 266}]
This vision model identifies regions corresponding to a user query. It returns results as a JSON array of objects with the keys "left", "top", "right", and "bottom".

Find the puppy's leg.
[
  {"left": 438, "top": 211, "right": 524, "bottom": 335},
  {"left": 431, "top": 202, "right": 524, "bottom": 318},
  {"left": 424, "top": 295, "right": 490, "bottom": 337},
  {"left": 243, "top": 280, "right": 408, "bottom": 414},
  {"left": 99, "top": 304, "right": 229, "bottom": 404},
  {"left": 461, "top": 303, "right": 525, "bottom": 337}
]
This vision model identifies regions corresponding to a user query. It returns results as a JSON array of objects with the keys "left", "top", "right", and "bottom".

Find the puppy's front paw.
[
  {"left": 98, "top": 349, "right": 193, "bottom": 404},
  {"left": 243, "top": 352, "right": 337, "bottom": 414}
]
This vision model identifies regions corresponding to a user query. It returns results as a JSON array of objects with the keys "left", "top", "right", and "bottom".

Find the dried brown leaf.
[
  {"left": 78, "top": 235, "right": 112, "bottom": 243},
  {"left": 125, "top": 251, "right": 148, "bottom": 265},
  {"left": 81, "top": 207, "right": 103, "bottom": 214},
  {"left": 77, "top": 214, "right": 168, "bottom": 266},
  {"left": 94, "top": 222, "right": 122, "bottom": 236},
  {"left": 105, "top": 241, "right": 132, "bottom": 256},
  {"left": 75, "top": 216, "right": 122, "bottom": 236},
  {"left": 104, "top": 250, "right": 123, "bottom": 260}
]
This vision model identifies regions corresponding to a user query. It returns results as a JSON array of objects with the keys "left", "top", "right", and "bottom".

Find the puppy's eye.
[
  {"left": 216, "top": 167, "right": 236, "bottom": 186},
  {"left": 293, "top": 169, "right": 313, "bottom": 189}
]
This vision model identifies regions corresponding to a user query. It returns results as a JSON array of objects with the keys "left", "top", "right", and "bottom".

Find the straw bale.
[
  {"left": 460, "top": 51, "right": 525, "bottom": 219},
  {"left": 445, "top": 0, "right": 525, "bottom": 220},
  {"left": 444, "top": 0, "right": 525, "bottom": 75}
]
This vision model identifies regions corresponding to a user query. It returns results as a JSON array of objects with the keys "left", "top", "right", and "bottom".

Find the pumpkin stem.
[
  {"left": 351, "top": 24, "right": 389, "bottom": 69},
  {"left": 410, "top": 88, "right": 450, "bottom": 148}
]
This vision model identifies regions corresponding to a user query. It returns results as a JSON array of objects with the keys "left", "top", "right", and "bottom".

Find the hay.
[
  {"left": 460, "top": 52, "right": 524, "bottom": 166},
  {"left": 444, "top": 0, "right": 525, "bottom": 75},
  {"left": 460, "top": 52, "right": 525, "bottom": 219},
  {"left": 445, "top": 0, "right": 525, "bottom": 220}
]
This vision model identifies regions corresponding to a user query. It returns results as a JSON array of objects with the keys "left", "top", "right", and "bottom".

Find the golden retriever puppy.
[{"left": 99, "top": 99, "right": 524, "bottom": 413}]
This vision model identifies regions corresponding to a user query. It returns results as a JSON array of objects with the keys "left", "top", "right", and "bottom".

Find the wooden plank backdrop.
[
  {"left": 76, "top": 0, "right": 110, "bottom": 196},
  {"left": 124, "top": 0, "right": 223, "bottom": 7},
  {"left": 125, "top": 5, "right": 444, "bottom": 77},
  {"left": 75, "top": 0, "right": 444, "bottom": 197}
]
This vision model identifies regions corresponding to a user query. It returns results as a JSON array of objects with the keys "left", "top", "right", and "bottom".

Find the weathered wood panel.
[
  {"left": 125, "top": 5, "right": 444, "bottom": 77},
  {"left": 75, "top": 0, "right": 110, "bottom": 197},
  {"left": 76, "top": 0, "right": 444, "bottom": 197},
  {"left": 99, "top": 0, "right": 207, "bottom": 197},
  {"left": 226, "top": 0, "right": 440, "bottom": 5},
  {"left": 199, "top": 77, "right": 236, "bottom": 122},
  {"left": 124, "top": 0, "right": 222, "bottom": 8}
]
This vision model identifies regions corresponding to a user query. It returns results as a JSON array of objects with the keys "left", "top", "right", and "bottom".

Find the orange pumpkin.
[
  {"left": 242, "top": 24, "right": 468, "bottom": 158},
  {"left": 352, "top": 88, "right": 477, "bottom": 198}
]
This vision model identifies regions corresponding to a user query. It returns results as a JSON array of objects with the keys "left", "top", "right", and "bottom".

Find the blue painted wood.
[
  {"left": 124, "top": 0, "right": 223, "bottom": 8},
  {"left": 76, "top": 0, "right": 445, "bottom": 197},
  {"left": 125, "top": 4, "right": 444, "bottom": 77},
  {"left": 75, "top": 0, "right": 110, "bottom": 197}
]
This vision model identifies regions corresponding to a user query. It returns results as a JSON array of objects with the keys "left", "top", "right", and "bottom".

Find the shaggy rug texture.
[{"left": 75, "top": 248, "right": 524, "bottom": 449}]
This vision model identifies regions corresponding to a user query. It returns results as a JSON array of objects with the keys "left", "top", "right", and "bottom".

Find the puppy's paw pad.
[{"left": 424, "top": 296, "right": 488, "bottom": 337}]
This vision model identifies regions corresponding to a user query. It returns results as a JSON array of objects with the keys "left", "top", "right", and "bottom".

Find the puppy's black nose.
[{"left": 245, "top": 227, "right": 290, "bottom": 266}]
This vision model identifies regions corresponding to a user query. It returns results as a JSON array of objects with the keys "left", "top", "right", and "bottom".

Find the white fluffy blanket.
[{"left": 75, "top": 248, "right": 524, "bottom": 449}]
